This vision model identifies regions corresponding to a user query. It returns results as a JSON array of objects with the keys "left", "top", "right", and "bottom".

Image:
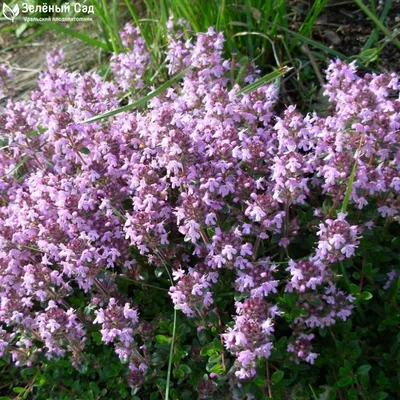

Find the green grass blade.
[
  {"left": 0, "top": 14, "right": 109, "bottom": 51},
  {"left": 274, "top": 24, "right": 350, "bottom": 60},
  {"left": 0, "top": 25, "right": 48, "bottom": 54},
  {"left": 171, "top": 0, "right": 200, "bottom": 32},
  {"left": 115, "top": 275, "right": 169, "bottom": 292},
  {"left": 276, "top": 0, "right": 288, "bottom": 29},
  {"left": 309, "top": 384, "right": 318, "bottom": 400},
  {"left": 363, "top": 0, "right": 392, "bottom": 51},
  {"left": 244, "top": 0, "right": 254, "bottom": 58},
  {"left": 109, "top": 204, "right": 128, "bottom": 221},
  {"left": 37, "top": 22, "right": 110, "bottom": 51},
  {"left": 112, "top": 0, "right": 123, "bottom": 50},
  {"left": 165, "top": 308, "right": 177, "bottom": 400},
  {"left": 125, "top": 0, "right": 157, "bottom": 64},
  {"left": 341, "top": 138, "right": 363, "bottom": 213},
  {"left": 216, "top": 0, "right": 226, "bottom": 32},
  {"left": 239, "top": 66, "right": 292, "bottom": 94},
  {"left": 353, "top": 0, "right": 400, "bottom": 49},
  {"left": 83, "top": 67, "right": 192, "bottom": 123},
  {"left": 143, "top": 0, "right": 160, "bottom": 17},
  {"left": 88, "top": 0, "right": 114, "bottom": 50},
  {"left": 89, "top": 0, "right": 108, "bottom": 25},
  {"left": 1, "top": 155, "right": 31, "bottom": 180},
  {"left": 341, "top": 160, "right": 357, "bottom": 213},
  {"left": 153, "top": 247, "right": 176, "bottom": 400},
  {"left": 291, "top": 0, "right": 329, "bottom": 51},
  {"left": 233, "top": 31, "right": 281, "bottom": 66},
  {"left": 340, "top": 262, "right": 352, "bottom": 290},
  {"left": 272, "top": 0, "right": 288, "bottom": 39},
  {"left": 100, "top": 0, "right": 118, "bottom": 52}
]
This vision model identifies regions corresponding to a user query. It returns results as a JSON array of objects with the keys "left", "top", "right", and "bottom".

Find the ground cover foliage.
[{"left": 1, "top": 1, "right": 400, "bottom": 400}]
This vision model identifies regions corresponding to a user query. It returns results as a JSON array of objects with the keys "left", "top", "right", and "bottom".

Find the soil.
[
  {"left": 0, "top": 0, "right": 399, "bottom": 108},
  {"left": 0, "top": 25, "right": 99, "bottom": 110},
  {"left": 290, "top": 0, "right": 400, "bottom": 72}
]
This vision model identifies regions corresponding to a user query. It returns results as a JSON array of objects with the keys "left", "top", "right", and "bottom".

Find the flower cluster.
[
  {"left": 35, "top": 300, "right": 86, "bottom": 365},
  {"left": 294, "top": 283, "right": 355, "bottom": 328},
  {"left": 222, "top": 298, "right": 278, "bottom": 379},
  {"left": 93, "top": 298, "right": 144, "bottom": 371},
  {"left": 196, "top": 378, "right": 217, "bottom": 399},
  {"left": 111, "top": 24, "right": 150, "bottom": 92},
  {"left": 169, "top": 268, "right": 218, "bottom": 317},
  {"left": 384, "top": 269, "right": 398, "bottom": 290},
  {"left": 286, "top": 258, "right": 327, "bottom": 293},
  {"left": 287, "top": 333, "right": 318, "bottom": 364},
  {"left": 235, "top": 258, "right": 279, "bottom": 297},
  {"left": 0, "top": 19, "right": 399, "bottom": 395},
  {"left": 316, "top": 212, "right": 359, "bottom": 262}
]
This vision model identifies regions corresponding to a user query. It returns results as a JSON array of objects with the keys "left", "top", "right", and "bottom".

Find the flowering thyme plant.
[{"left": 0, "top": 21, "right": 399, "bottom": 399}]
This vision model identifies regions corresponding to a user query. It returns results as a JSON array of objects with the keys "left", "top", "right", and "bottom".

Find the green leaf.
[
  {"left": 12, "top": 388, "right": 25, "bottom": 394},
  {"left": 206, "top": 348, "right": 217, "bottom": 357},
  {"left": 178, "top": 364, "right": 192, "bottom": 374},
  {"left": 150, "top": 352, "right": 163, "bottom": 366},
  {"left": 91, "top": 332, "right": 102, "bottom": 344},
  {"left": 150, "top": 391, "right": 160, "bottom": 400},
  {"left": 271, "top": 370, "right": 284, "bottom": 384},
  {"left": 173, "top": 368, "right": 185, "bottom": 379},
  {"left": 20, "top": 367, "right": 36, "bottom": 380},
  {"left": 349, "top": 283, "right": 359, "bottom": 295},
  {"left": 155, "top": 335, "right": 171, "bottom": 345},
  {"left": 80, "top": 147, "right": 91, "bottom": 155},
  {"left": 197, "top": 329, "right": 208, "bottom": 345},
  {"left": 357, "top": 365, "right": 371, "bottom": 376},
  {"left": 254, "top": 376, "right": 267, "bottom": 387},
  {"left": 350, "top": 347, "right": 362, "bottom": 360},
  {"left": 357, "top": 48, "right": 380, "bottom": 65},
  {"left": 212, "top": 338, "right": 224, "bottom": 352},
  {"left": 83, "top": 67, "right": 192, "bottom": 123},
  {"left": 239, "top": 66, "right": 292, "bottom": 94},
  {"left": 208, "top": 354, "right": 221, "bottom": 364},
  {"left": 336, "top": 376, "right": 353, "bottom": 387},
  {"left": 375, "top": 393, "right": 388, "bottom": 400},
  {"left": 348, "top": 388, "right": 358, "bottom": 397},
  {"left": 361, "top": 291, "right": 373, "bottom": 301},
  {"left": 84, "top": 303, "right": 97, "bottom": 316},
  {"left": 210, "top": 364, "right": 225, "bottom": 374},
  {"left": 177, "top": 324, "right": 191, "bottom": 337},
  {"left": 318, "top": 327, "right": 327, "bottom": 337}
]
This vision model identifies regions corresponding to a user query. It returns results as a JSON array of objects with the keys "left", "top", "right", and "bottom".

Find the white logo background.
[{"left": 2, "top": 3, "right": 20, "bottom": 22}]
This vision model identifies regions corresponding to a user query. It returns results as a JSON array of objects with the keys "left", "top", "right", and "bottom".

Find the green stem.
[
  {"left": 101, "top": 0, "right": 118, "bottom": 53},
  {"left": 165, "top": 308, "right": 177, "bottom": 400},
  {"left": 115, "top": 274, "right": 169, "bottom": 292},
  {"left": 154, "top": 248, "right": 176, "bottom": 400},
  {"left": 353, "top": 0, "right": 400, "bottom": 49}
]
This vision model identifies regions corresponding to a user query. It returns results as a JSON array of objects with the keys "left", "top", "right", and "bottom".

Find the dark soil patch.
[
  {"left": 290, "top": 0, "right": 400, "bottom": 72},
  {"left": 0, "top": 25, "right": 99, "bottom": 109}
]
